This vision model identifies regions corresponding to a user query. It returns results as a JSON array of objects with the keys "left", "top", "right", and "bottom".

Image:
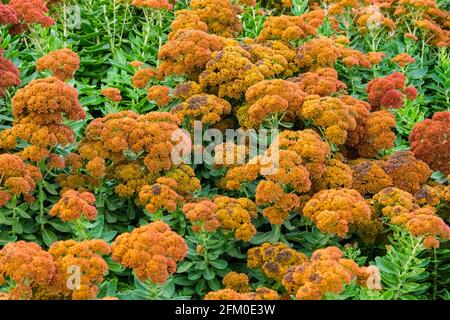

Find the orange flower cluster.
[
  {"left": 380, "top": 151, "right": 432, "bottom": 193},
  {"left": 111, "top": 221, "right": 187, "bottom": 284},
  {"left": 366, "top": 72, "right": 418, "bottom": 110},
  {"left": 314, "top": 159, "right": 353, "bottom": 191},
  {"left": 255, "top": 180, "right": 300, "bottom": 225},
  {"left": 189, "top": 0, "right": 242, "bottom": 38},
  {"left": 245, "top": 79, "right": 306, "bottom": 124},
  {"left": 340, "top": 95, "right": 371, "bottom": 148},
  {"left": 257, "top": 10, "right": 325, "bottom": 42},
  {"left": 168, "top": 10, "right": 208, "bottom": 39},
  {"left": 78, "top": 111, "right": 181, "bottom": 174},
  {"left": 132, "top": 67, "right": 157, "bottom": 89},
  {"left": 213, "top": 196, "right": 258, "bottom": 241},
  {"left": 173, "top": 81, "right": 203, "bottom": 100},
  {"left": 357, "top": 110, "right": 396, "bottom": 158},
  {"left": 303, "top": 188, "right": 372, "bottom": 237},
  {"left": 0, "top": 239, "right": 110, "bottom": 300},
  {"left": 222, "top": 272, "right": 250, "bottom": 293},
  {"left": 0, "top": 154, "right": 41, "bottom": 206},
  {"left": 213, "top": 142, "right": 247, "bottom": 168},
  {"left": 409, "top": 111, "right": 450, "bottom": 175},
  {"left": 147, "top": 85, "right": 171, "bottom": 107},
  {"left": 36, "top": 49, "right": 80, "bottom": 81},
  {"left": 0, "top": 241, "right": 55, "bottom": 300},
  {"left": 0, "top": 49, "right": 21, "bottom": 97},
  {"left": 340, "top": 47, "right": 371, "bottom": 68},
  {"left": 204, "top": 287, "right": 280, "bottom": 300},
  {"left": 158, "top": 29, "right": 225, "bottom": 79},
  {"left": 390, "top": 207, "right": 450, "bottom": 249},
  {"left": 350, "top": 159, "right": 393, "bottom": 195},
  {"left": 199, "top": 46, "right": 265, "bottom": 99},
  {"left": 291, "top": 68, "right": 347, "bottom": 97},
  {"left": 243, "top": 40, "right": 298, "bottom": 78},
  {"left": 101, "top": 88, "right": 122, "bottom": 102},
  {"left": 282, "top": 246, "right": 380, "bottom": 300},
  {"left": 301, "top": 96, "right": 357, "bottom": 145},
  {"left": 138, "top": 177, "right": 183, "bottom": 214},
  {"left": 182, "top": 200, "right": 220, "bottom": 232},
  {"left": 277, "top": 129, "right": 331, "bottom": 181},
  {"left": 49, "top": 189, "right": 97, "bottom": 222},
  {"left": 295, "top": 37, "right": 342, "bottom": 71},
  {"left": 414, "top": 185, "right": 442, "bottom": 207},
  {"left": 372, "top": 187, "right": 450, "bottom": 248},
  {"left": 247, "top": 242, "right": 308, "bottom": 282},
  {"left": 391, "top": 53, "right": 416, "bottom": 67},
  {"left": 0, "top": 76, "right": 85, "bottom": 161},
  {"left": 5, "top": 0, "right": 54, "bottom": 34},
  {"left": 131, "top": 0, "right": 173, "bottom": 10},
  {"left": 172, "top": 94, "right": 231, "bottom": 126}
]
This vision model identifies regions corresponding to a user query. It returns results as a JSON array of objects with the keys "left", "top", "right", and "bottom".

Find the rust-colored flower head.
[
  {"left": 302, "top": 96, "right": 357, "bottom": 146},
  {"left": 340, "top": 95, "right": 371, "bottom": 148},
  {"left": 303, "top": 188, "right": 372, "bottom": 237},
  {"left": 168, "top": 10, "right": 208, "bottom": 39},
  {"left": 111, "top": 221, "right": 187, "bottom": 284},
  {"left": 132, "top": 67, "right": 157, "bottom": 89},
  {"left": 204, "top": 287, "right": 280, "bottom": 300},
  {"left": 367, "top": 52, "right": 386, "bottom": 65},
  {"left": 340, "top": 47, "right": 371, "bottom": 68},
  {"left": 46, "top": 239, "right": 111, "bottom": 300},
  {"left": 258, "top": 10, "right": 324, "bottom": 43},
  {"left": 247, "top": 242, "right": 308, "bottom": 282},
  {"left": 36, "top": 49, "right": 80, "bottom": 81},
  {"left": 101, "top": 88, "right": 122, "bottom": 102},
  {"left": 131, "top": 0, "right": 173, "bottom": 10},
  {"left": 350, "top": 159, "right": 393, "bottom": 195},
  {"left": 372, "top": 187, "right": 418, "bottom": 217},
  {"left": 0, "top": 51, "right": 21, "bottom": 97},
  {"left": 11, "top": 76, "right": 84, "bottom": 122},
  {"left": 415, "top": 19, "right": 449, "bottom": 47},
  {"left": 409, "top": 111, "right": 450, "bottom": 175},
  {"left": 173, "top": 81, "right": 202, "bottom": 100},
  {"left": 391, "top": 53, "right": 416, "bottom": 67},
  {"left": 291, "top": 68, "right": 346, "bottom": 97},
  {"left": 366, "top": 72, "right": 417, "bottom": 110},
  {"left": 182, "top": 200, "right": 220, "bottom": 232},
  {"left": 190, "top": 0, "right": 242, "bottom": 38},
  {"left": 8, "top": 0, "right": 55, "bottom": 33},
  {"left": 314, "top": 159, "right": 353, "bottom": 191},
  {"left": 282, "top": 246, "right": 367, "bottom": 300},
  {"left": 357, "top": 110, "right": 396, "bottom": 158},
  {"left": 380, "top": 151, "right": 432, "bottom": 193},
  {"left": 295, "top": 37, "right": 342, "bottom": 71},
  {"left": 0, "top": 4, "right": 18, "bottom": 25},
  {"left": 245, "top": 79, "right": 306, "bottom": 123},
  {"left": 158, "top": 29, "right": 226, "bottom": 80},
  {"left": 138, "top": 177, "right": 183, "bottom": 214},
  {"left": 390, "top": 207, "right": 450, "bottom": 248},
  {"left": 222, "top": 272, "right": 250, "bottom": 293},
  {"left": 0, "top": 241, "right": 55, "bottom": 300},
  {"left": 173, "top": 94, "right": 231, "bottom": 126},
  {"left": 414, "top": 185, "right": 442, "bottom": 207},
  {"left": 147, "top": 85, "right": 171, "bottom": 108},
  {"left": 49, "top": 189, "right": 97, "bottom": 222},
  {"left": 199, "top": 46, "right": 265, "bottom": 99},
  {"left": 214, "top": 196, "right": 258, "bottom": 241},
  {"left": 0, "top": 154, "right": 42, "bottom": 204},
  {"left": 276, "top": 129, "right": 331, "bottom": 181},
  {"left": 356, "top": 5, "right": 394, "bottom": 33}
]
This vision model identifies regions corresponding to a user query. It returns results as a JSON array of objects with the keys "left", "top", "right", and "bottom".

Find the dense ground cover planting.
[{"left": 0, "top": 0, "right": 449, "bottom": 300}]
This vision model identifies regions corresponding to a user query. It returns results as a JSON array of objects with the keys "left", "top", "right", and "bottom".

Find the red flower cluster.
[
  {"left": 111, "top": 221, "right": 187, "bottom": 284},
  {"left": 0, "top": 49, "right": 21, "bottom": 97},
  {"left": 6, "top": 0, "right": 55, "bottom": 34},
  {"left": 409, "top": 111, "right": 450, "bottom": 175},
  {"left": 366, "top": 72, "right": 418, "bottom": 110}
]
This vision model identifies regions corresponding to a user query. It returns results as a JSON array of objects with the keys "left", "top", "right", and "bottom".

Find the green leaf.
[
  {"left": 202, "top": 268, "right": 215, "bottom": 281},
  {"left": 176, "top": 262, "right": 192, "bottom": 273},
  {"left": 209, "top": 259, "right": 228, "bottom": 270},
  {"left": 41, "top": 228, "right": 58, "bottom": 247}
]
